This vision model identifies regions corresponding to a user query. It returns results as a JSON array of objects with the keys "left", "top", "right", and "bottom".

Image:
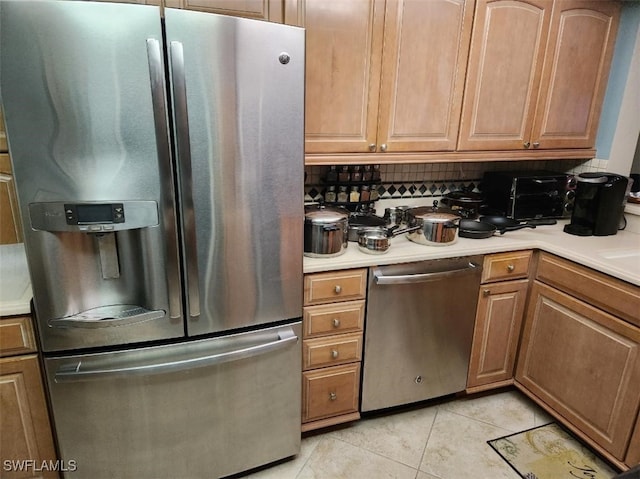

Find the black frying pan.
[
  {"left": 479, "top": 215, "right": 537, "bottom": 233},
  {"left": 459, "top": 219, "right": 497, "bottom": 239}
]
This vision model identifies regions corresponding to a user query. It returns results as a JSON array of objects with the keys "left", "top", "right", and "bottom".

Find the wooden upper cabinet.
[
  {"left": 531, "top": 0, "right": 621, "bottom": 149},
  {"left": 293, "top": 0, "right": 474, "bottom": 155},
  {"left": 376, "top": 0, "right": 474, "bottom": 152},
  {"left": 290, "top": 0, "right": 385, "bottom": 153},
  {"left": 458, "top": 0, "right": 553, "bottom": 151},
  {"left": 165, "top": 0, "right": 283, "bottom": 22},
  {"left": 0, "top": 154, "right": 22, "bottom": 245}
]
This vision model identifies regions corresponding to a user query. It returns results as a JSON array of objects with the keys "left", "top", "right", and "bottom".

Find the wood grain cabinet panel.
[
  {"left": 165, "top": 0, "right": 283, "bottom": 22},
  {"left": 0, "top": 107, "right": 7, "bottom": 152},
  {"left": 302, "top": 332, "right": 362, "bottom": 370},
  {"left": 291, "top": 0, "right": 473, "bottom": 155},
  {"left": 303, "top": 300, "right": 365, "bottom": 338},
  {"left": 627, "top": 414, "right": 640, "bottom": 467},
  {"left": 376, "top": 0, "right": 474, "bottom": 152},
  {"left": 302, "top": 363, "right": 360, "bottom": 424},
  {"left": 0, "top": 355, "right": 58, "bottom": 479},
  {"left": 531, "top": 0, "right": 620, "bottom": 149},
  {"left": 467, "top": 279, "right": 528, "bottom": 389},
  {"left": 516, "top": 281, "right": 640, "bottom": 461},
  {"left": 481, "top": 250, "right": 532, "bottom": 283},
  {"left": 303, "top": 269, "right": 367, "bottom": 306},
  {"left": 0, "top": 154, "right": 23, "bottom": 245},
  {"left": 0, "top": 316, "right": 36, "bottom": 357},
  {"left": 459, "top": 0, "right": 553, "bottom": 151}
]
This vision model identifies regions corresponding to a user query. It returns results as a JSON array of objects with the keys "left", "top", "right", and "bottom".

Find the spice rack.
[{"left": 321, "top": 165, "right": 382, "bottom": 211}]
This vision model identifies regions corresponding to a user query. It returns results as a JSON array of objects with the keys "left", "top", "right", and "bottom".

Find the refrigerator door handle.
[
  {"left": 54, "top": 328, "right": 299, "bottom": 382},
  {"left": 48, "top": 305, "right": 166, "bottom": 329},
  {"left": 169, "top": 40, "right": 201, "bottom": 320},
  {"left": 146, "top": 38, "right": 182, "bottom": 320}
]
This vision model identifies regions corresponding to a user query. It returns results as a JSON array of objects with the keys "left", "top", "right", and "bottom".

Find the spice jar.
[
  {"left": 360, "top": 185, "right": 371, "bottom": 202},
  {"left": 337, "top": 186, "right": 349, "bottom": 203},
  {"left": 338, "top": 166, "right": 350, "bottom": 182},
  {"left": 363, "top": 165, "right": 373, "bottom": 181},
  {"left": 326, "top": 165, "right": 338, "bottom": 183},
  {"left": 351, "top": 166, "right": 362, "bottom": 182},
  {"left": 349, "top": 186, "right": 360, "bottom": 202},
  {"left": 324, "top": 185, "right": 337, "bottom": 203},
  {"left": 372, "top": 164, "right": 381, "bottom": 181},
  {"left": 370, "top": 185, "right": 379, "bottom": 201}
]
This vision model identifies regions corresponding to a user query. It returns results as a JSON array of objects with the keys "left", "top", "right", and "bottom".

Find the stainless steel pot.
[
  {"left": 440, "top": 190, "right": 485, "bottom": 219},
  {"left": 304, "top": 205, "right": 349, "bottom": 257},
  {"left": 406, "top": 206, "right": 461, "bottom": 246},
  {"left": 357, "top": 225, "right": 420, "bottom": 254}
]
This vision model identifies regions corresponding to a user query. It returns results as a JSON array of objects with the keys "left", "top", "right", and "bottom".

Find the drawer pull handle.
[
  {"left": 483, "top": 289, "right": 490, "bottom": 297},
  {"left": 332, "top": 318, "right": 341, "bottom": 328},
  {"left": 329, "top": 392, "right": 337, "bottom": 401},
  {"left": 331, "top": 349, "right": 339, "bottom": 359},
  {"left": 507, "top": 264, "right": 515, "bottom": 272},
  {"left": 334, "top": 285, "right": 342, "bottom": 294}
]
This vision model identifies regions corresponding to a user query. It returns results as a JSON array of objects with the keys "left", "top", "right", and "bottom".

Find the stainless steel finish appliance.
[
  {"left": 1, "top": 1, "right": 304, "bottom": 477},
  {"left": 482, "top": 170, "right": 576, "bottom": 220},
  {"left": 361, "top": 257, "right": 483, "bottom": 412},
  {"left": 564, "top": 172, "right": 630, "bottom": 236}
]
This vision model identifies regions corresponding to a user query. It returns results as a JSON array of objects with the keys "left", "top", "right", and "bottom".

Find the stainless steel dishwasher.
[{"left": 361, "top": 256, "right": 483, "bottom": 412}]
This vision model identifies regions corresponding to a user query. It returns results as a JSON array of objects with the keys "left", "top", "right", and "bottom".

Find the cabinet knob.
[
  {"left": 332, "top": 318, "right": 341, "bottom": 328},
  {"left": 507, "top": 264, "right": 515, "bottom": 272},
  {"left": 533, "top": 141, "right": 540, "bottom": 148},
  {"left": 334, "top": 285, "right": 342, "bottom": 294},
  {"left": 380, "top": 143, "right": 388, "bottom": 152},
  {"left": 483, "top": 289, "right": 491, "bottom": 297},
  {"left": 331, "top": 349, "right": 339, "bottom": 359},
  {"left": 523, "top": 142, "right": 531, "bottom": 148},
  {"left": 369, "top": 143, "right": 376, "bottom": 152},
  {"left": 329, "top": 392, "right": 337, "bottom": 401}
]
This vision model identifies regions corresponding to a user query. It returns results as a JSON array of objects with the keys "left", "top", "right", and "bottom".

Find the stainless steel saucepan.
[
  {"left": 357, "top": 225, "right": 420, "bottom": 254},
  {"left": 405, "top": 204, "right": 461, "bottom": 246}
]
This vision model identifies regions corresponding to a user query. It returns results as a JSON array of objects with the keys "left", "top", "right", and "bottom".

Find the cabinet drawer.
[
  {"left": 303, "top": 332, "right": 362, "bottom": 370},
  {"left": 303, "top": 300, "right": 365, "bottom": 338},
  {"left": 304, "top": 269, "right": 367, "bottom": 305},
  {"left": 481, "top": 250, "right": 532, "bottom": 283},
  {"left": 0, "top": 316, "right": 36, "bottom": 357},
  {"left": 302, "top": 363, "right": 360, "bottom": 423},
  {"left": 536, "top": 252, "right": 640, "bottom": 327}
]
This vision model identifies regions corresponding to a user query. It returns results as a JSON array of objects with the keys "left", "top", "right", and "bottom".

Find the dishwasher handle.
[
  {"left": 54, "top": 328, "right": 298, "bottom": 383},
  {"left": 374, "top": 262, "right": 479, "bottom": 285}
]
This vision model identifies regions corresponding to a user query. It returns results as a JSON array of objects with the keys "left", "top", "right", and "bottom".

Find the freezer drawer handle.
[
  {"left": 374, "top": 262, "right": 479, "bottom": 285},
  {"left": 53, "top": 328, "right": 298, "bottom": 382},
  {"left": 49, "top": 305, "right": 165, "bottom": 329}
]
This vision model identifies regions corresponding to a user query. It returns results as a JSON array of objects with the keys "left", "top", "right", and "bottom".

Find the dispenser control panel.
[
  {"left": 65, "top": 203, "right": 125, "bottom": 227},
  {"left": 29, "top": 201, "right": 158, "bottom": 232}
]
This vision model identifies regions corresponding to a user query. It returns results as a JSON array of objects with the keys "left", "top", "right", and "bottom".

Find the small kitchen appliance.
[
  {"left": 482, "top": 170, "right": 576, "bottom": 220},
  {"left": 564, "top": 172, "right": 629, "bottom": 236}
]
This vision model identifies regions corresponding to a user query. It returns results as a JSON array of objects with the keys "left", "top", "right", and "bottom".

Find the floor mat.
[{"left": 488, "top": 422, "right": 617, "bottom": 479}]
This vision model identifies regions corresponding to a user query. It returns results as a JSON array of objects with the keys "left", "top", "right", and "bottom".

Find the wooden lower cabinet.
[
  {"left": 302, "top": 270, "right": 366, "bottom": 432},
  {"left": 516, "top": 281, "right": 640, "bottom": 462},
  {"left": 0, "top": 355, "right": 58, "bottom": 479},
  {"left": 627, "top": 415, "right": 640, "bottom": 467},
  {"left": 467, "top": 279, "right": 528, "bottom": 390}
]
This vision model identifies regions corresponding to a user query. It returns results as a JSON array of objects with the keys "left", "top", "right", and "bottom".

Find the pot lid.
[
  {"left": 444, "top": 190, "right": 484, "bottom": 203},
  {"left": 348, "top": 213, "right": 386, "bottom": 227},
  {"left": 304, "top": 204, "right": 349, "bottom": 223},
  {"left": 577, "top": 172, "right": 607, "bottom": 184},
  {"left": 408, "top": 206, "right": 461, "bottom": 223}
]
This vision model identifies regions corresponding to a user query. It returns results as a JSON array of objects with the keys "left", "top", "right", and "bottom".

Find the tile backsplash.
[{"left": 304, "top": 158, "right": 610, "bottom": 203}]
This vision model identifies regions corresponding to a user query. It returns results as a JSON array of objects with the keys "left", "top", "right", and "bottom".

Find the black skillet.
[
  {"left": 459, "top": 219, "right": 497, "bottom": 239},
  {"left": 479, "top": 215, "right": 537, "bottom": 233}
]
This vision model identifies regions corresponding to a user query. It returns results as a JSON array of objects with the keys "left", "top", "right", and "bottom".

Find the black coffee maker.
[{"left": 564, "top": 172, "right": 629, "bottom": 236}]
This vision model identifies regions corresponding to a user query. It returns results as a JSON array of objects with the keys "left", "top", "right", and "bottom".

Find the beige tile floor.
[{"left": 242, "top": 389, "right": 557, "bottom": 479}]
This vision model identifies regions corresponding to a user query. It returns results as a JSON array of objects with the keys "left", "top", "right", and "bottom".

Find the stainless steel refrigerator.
[{"left": 0, "top": 1, "right": 304, "bottom": 477}]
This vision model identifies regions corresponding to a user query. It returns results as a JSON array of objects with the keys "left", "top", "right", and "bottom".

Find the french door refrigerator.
[{"left": 0, "top": 1, "right": 304, "bottom": 477}]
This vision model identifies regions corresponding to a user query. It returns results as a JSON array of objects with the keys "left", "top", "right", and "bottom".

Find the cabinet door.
[
  {"left": 165, "top": 0, "right": 283, "bottom": 22},
  {"left": 0, "top": 355, "right": 58, "bottom": 479},
  {"left": 467, "top": 279, "right": 528, "bottom": 389},
  {"left": 627, "top": 413, "right": 640, "bottom": 467},
  {"left": 531, "top": 0, "right": 620, "bottom": 149},
  {"left": 458, "top": 0, "right": 552, "bottom": 151},
  {"left": 516, "top": 281, "right": 640, "bottom": 461},
  {"left": 376, "top": 0, "right": 474, "bottom": 152},
  {"left": 0, "top": 154, "right": 22, "bottom": 245},
  {"left": 290, "top": 0, "right": 385, "bottom": 153}
]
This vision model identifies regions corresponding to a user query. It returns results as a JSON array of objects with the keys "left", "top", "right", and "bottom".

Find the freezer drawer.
[{"left": 44, "top": 322, "right": 302, "bottom": 479}]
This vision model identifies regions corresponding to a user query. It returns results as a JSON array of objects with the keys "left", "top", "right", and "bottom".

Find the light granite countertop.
[{"left": 304, "top": 213, "right": 640, "bottom": 287}]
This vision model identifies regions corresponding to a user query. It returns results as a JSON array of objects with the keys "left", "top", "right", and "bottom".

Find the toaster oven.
[{"left": 481, "top": 170, "right": 576, "bottom": 220}]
